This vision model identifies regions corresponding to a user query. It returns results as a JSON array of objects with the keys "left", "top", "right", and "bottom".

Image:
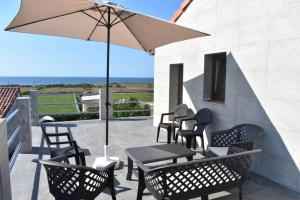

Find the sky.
[{"left": 0, "top": 0, "right": 183, "bottom": 78}]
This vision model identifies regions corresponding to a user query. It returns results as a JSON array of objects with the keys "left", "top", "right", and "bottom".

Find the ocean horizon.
[{"left": 0, "top": 76, "right": 154, "bottom": 86}]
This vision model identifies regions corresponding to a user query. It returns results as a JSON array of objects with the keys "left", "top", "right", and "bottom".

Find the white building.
[
  {"left": 81, "top": 95, "right": 100, "bottom": 112},
  {"left": 154, "top": 0, "right": 300, "bottom": 193}
]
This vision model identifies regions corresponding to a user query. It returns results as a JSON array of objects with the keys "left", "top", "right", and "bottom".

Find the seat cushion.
[{"left": 207, "top": 147, "right": 229, "bottom": 156}]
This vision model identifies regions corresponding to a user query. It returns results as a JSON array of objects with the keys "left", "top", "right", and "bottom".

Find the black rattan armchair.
[
  {"left": 175, "top": 108, "right": 211, "bottom": 154},
  {"left": 41, "top": 123, "right": 86, "bottom": 166},
  {"left": 34, "top": 155, "right": 116, "bottom": 200},
  {"left": 208, "top": 124, "right": 263, "bottom": 157},
  {"left": 136, "top": 149, "right": 260, "bottom": 200},
  {"left": 156, "top": 104, "right": 188, "bottom": 144}
]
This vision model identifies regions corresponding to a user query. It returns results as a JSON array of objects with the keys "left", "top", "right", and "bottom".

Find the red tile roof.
[
  {"left": 0, "top": 87, "right": 20, "bottom": 118},
  {"left": 171, "top": 0, "right": 193, "bottom": 22}
]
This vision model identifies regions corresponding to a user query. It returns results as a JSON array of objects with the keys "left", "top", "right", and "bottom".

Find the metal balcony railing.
[{"left": 5, "top": 108, "right": 24, "bottom": 172}]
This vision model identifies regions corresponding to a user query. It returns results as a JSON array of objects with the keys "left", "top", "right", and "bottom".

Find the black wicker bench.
[
  {"left": 136, "top": 149, "right": 260, "bottom": 200},
  {"left": 208, "top": 124, "right": 263, "bottom": 157},
  {"left": 34, "top": 155, "right": 116, "bottom": 200}
]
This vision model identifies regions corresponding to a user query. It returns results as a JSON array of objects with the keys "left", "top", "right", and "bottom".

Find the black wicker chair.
[
  {"left": 41, "top": 123, "right": 86, "bottom": 166},
  {"left": 175, "top": 108, "right": 211, "bottom": 154},
  {"left": 35, "top": 155, "right": 116, "bottom": 200},
  {"left": 156, "top": 104, "right": 188, "bottom": 144},
  {"left": 137, "top": 149, "right": 260, "bottom": 200},
  {"left": 208, "top": 124, "right": 263, "bottom": 157}
]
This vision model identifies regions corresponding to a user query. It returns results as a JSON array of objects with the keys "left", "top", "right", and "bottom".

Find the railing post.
[
  {"left": 29, "top": 90, "right": 39, "bottom": 126},
  {"left": 99, "top": 89, "right": 113, "bottom": 120},
  {"left": 16, "top": 97, "right": 32, "bottom": 153},
  {"left": 0, "top": 119, "right": 12, "bottom": 200}
]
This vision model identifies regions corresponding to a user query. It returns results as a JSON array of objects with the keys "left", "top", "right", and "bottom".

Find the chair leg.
[
  {"left": 172, "top": 127, "right": 176, "bottom": 140},
  {"left": 167, "top": 127, "right": 172, "bottom": 144},
  {"left": 137, "top": 168, "right": 146, "bottom": 200},
  {"left": 74, "top": 154, "right": 80, "bottom": 165},
  {"left": 185, "top": 136, "right": 192, "bottom": 149},
  {"left": 80, "top": 152, "right": 86, "bottom": 166},
  {"left": 156, "top": 126, "right": 160, "bottom": 142},
  {"left": 126, "top": 157, "right": 133, "bottom": 180},
  {"left": 109, "top": 184, "right": 117, "bottom": 200},
  {"left": 239, "top": 185, "right": 243, "bottom": 200},
  {"left": 201, "top": 136, "right": 205, "bottom": 155},
  {"left": 64, "top": 157, "right": 70, "bottom": 164},
  {"left": 109, "top": 169, "right": 117, "bottom": 200},
  {"left": 193, "top": 136, "right": 197, "bottom": 149}
]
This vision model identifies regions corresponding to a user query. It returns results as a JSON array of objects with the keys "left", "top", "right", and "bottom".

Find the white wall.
[{"left": 154, "top": 0, "right": 300, "bottom": 192}]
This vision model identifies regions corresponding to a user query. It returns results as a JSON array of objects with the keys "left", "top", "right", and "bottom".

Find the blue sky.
[{"left": 0, "top": 0, "right": 183, "bottom": 78}]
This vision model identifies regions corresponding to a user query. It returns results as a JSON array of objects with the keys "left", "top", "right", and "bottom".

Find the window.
[
  {"left": 203, "top": 52, "right": 227, "bottom": 103},
  {"left": 169, "top": 64, "right": 183, "bottom": 112}
]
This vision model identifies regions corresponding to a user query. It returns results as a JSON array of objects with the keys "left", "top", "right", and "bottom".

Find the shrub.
[
  {"left": 39, "top": 113, "right": 99, "bottom": 122},
  {"left": 113, "top": 98, "right": 151, "bottom": 118}
]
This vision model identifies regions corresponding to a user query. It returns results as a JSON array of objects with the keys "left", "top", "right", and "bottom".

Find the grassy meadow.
[
  {"left": 21, "top": 83, "right": 153, "bottom": 118},
  {"left": 38, "top": 95, "right": 77, "bottom": 114}
]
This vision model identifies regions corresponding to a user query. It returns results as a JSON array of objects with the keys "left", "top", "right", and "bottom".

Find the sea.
[{"left": 0, "top": 77, "right": 154, "bottom": 86}]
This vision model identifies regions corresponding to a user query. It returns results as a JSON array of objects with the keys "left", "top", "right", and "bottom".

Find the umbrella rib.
[
  {"left": 81, "top": 11, "right": 106, "bottom": 26},
  {"left": 96, "top": 4, "right": 108, "bottom": 25},
  {"left": 86, "top": 6, "right": 109, "bottom": 41},
  {"left": 112, "top": 7, "right": 147, "bottom": 52},
  {"left": 111, "top": 13, "right": 136, "bottom": 27},
  {"left": 110, "top": 8, "right": 147, "bottom": 52},
  {"left": 5, "top": 5, "right": 106, "bottom": 31},
  {"left": 87, "top": 19, "right": 102, "bottom": 41},
  {"left": 111, "top": 10, "right": 125, "bottom": 25}
]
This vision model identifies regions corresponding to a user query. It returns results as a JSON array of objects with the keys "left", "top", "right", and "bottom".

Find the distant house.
[
  {"left": 154, "top": 0, "right": 300, "bottom": 193},
  {"left": 0, "top": 87, "right": 21, "bottom": 118},
  {"left": 81, "top": 95, "right": 100, "bottom": 112}
]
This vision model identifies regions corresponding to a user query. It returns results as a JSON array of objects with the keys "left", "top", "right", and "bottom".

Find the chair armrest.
[
  {"left": 50, "top": 140, "right": 79, "bottom": 154},
  {"left": 192, "top": 122, "right": 209, "bottom": 132},
  {"left": 179, "top": 118, "right": 196, "bottom": 130},
  {"left": 36, "top": 156, "right": 114, "bottom": 172},
  {"left": 160, "top": 112, "right": 174, "bottom": 123},
  {"left": 71, "top": 140, "right": 80, "bottom": 154},
  {"left": 174, "top": 115, "right": 187, "bottom": 120}
]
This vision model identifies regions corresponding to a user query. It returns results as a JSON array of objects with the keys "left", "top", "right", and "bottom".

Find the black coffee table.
[{"left": 125, "top": 144, "right": 196, "bottom": 200}]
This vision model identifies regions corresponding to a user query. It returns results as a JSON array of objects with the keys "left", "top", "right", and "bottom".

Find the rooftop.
[
  {"left": 0, "top": 87, "right": 20, "bottom": 118},
  {"left": 10, "top": 118, "right": 300, "bottom": 200},
  {"left": 171, "top": 0, "right": 192, "bottom": 22}
]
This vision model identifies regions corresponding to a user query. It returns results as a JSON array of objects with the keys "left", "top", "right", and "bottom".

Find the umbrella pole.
[{"left": 104, "top": 7, "right": 111, "bottom": 159}]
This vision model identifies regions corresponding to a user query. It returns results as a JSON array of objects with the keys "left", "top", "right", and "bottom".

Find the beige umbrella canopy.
[
  {"left": 6, "top": 0, "right": 208, "bottom": 53},
  {"left": 6, "top": 0, "right": 209, "bottom": 151}
]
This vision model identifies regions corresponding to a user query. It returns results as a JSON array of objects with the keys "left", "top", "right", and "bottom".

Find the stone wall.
[{"left": 154, "top": 0, "right": 300, "bottom": 192}]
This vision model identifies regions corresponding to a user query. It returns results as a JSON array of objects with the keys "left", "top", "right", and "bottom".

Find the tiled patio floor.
[{"left": 10, "top": 118, "right": 300, "bottom": 200}]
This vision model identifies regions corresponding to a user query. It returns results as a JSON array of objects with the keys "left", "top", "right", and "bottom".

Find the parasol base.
[{"left": 93, "top": 156, "right": 121, "bottom": 170}]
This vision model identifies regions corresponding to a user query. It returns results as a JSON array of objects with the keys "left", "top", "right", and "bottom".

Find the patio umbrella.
[{"left": 5, "top": 0, "right": 209, "bottom": 158}]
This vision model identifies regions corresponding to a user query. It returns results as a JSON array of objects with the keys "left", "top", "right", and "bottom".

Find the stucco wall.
[{"left": 154, "top": 0, "right": 300, "bottom": 192}]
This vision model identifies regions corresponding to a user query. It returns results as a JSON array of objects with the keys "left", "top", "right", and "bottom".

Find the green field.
[
  {"left": 38, "top": 93, "right": 153, "bottom": 114},
  {"left": 113, "top": 93, "right": 153, "bottom": 102},
  {"left": 39, "top": 95, "right": 77, "bottom": 114}
]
